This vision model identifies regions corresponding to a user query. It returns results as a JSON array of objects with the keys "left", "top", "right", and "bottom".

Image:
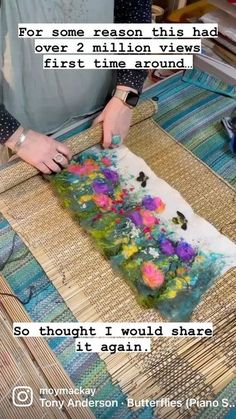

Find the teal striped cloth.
[
  {"left": 141, "top": 74, "right": 236, "bottom": 187},
  {"left": 197, "top": 379, "right": 236, "bottom": 419}
]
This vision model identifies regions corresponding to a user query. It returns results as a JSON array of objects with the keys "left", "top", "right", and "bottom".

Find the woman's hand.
[
  {"left": 6, "top": 127, "right": 72, "bottom": 174},
  {"left": 92, "top": 88, "right": 134, "bottom": 148}
]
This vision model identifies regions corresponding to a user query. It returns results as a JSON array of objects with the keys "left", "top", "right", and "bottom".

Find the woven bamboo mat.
[
  {"left": 0, "top": 278, "right": 93, "bottom": 419},
  {"left": 0, "top": 100, "right": 235, "bottom": 418}
]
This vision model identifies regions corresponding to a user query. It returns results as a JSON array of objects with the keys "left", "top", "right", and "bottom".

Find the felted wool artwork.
[{"left": 50, "top": 145, "right": 236, "bottom": 321}]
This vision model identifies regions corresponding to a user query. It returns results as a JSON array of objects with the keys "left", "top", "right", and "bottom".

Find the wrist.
[
  {"left": 6, "top": 126, "right": 30, "bottom": 153},
  {"left": 113, "top": 87, "right": 140, "bottom": 108},
  {"left": 116, "top": 85, "right": 138, "bottom": 94},
  {"left": 5, "top": 126, "right": 24, "bottom": 150}
]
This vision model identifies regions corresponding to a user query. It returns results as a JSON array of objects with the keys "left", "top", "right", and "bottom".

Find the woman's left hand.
[{"left": 92, "top": 96, "right": 133, "bottom": 148}]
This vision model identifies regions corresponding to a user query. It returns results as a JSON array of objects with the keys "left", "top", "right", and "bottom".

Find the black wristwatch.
[{"left": 113, "top": 88, "right": 140, "bottom": 108}]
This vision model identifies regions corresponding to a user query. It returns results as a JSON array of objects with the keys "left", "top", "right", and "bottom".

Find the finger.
[
  {"left": 102, "top": 124, "right": 112, "bottom": 149},
  {"left": 45, "top": 159, "right": 62, "bottom": 173},
  {"left": 92, "top": 113, "right": 103, "bottom": 127},
  {"left": 37, "top": 162, "right": 52, "bottom": 175},
  {"left": 56, "top": 143, "right": 73, "bottom": 161}
]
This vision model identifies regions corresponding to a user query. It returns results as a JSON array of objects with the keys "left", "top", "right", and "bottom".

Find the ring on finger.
[
  {"left": 53, "top": 153, "right": 65, "bottom": 164},
  {"left": 111, "top": 135, "right": 122, "bottom": 146}
]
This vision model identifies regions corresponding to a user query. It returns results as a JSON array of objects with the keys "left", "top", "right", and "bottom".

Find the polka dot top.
[
  {"left": 0, "top": 105, "right": 20, "bottom": 144},
  {"left": 0, "top": 0, "right": 151, "bottom": 144},
  {"left": 115, "top": 0, "right": 152, "bottom": 92}
]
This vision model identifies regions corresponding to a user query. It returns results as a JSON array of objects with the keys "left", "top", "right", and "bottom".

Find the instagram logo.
[{"left": 12, "top": 386, "right": 33, "bottom": 407}]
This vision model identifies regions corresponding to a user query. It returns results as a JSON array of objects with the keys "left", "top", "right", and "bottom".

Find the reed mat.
[
  {"left": 0, "top": 101, "right": 235, "bottom": 418},
  {"left": 0, "top": 279, "right": 92, "bottom": 419}
]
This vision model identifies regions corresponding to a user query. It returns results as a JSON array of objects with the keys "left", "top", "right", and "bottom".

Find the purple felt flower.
[
  {"left": 128, "top": 211, "right": 143, "bottom": 226},
  {"left": 92, "top": 180, "right": 111, "bottom": 194},
  {"left": 176, "top": 241, "right": 196, "bottom": 263},
  {"left": 160, "top": 239, "right": 175, "bottom": 255},
  {"left": 102, "top": 168, "right": 119, "bottom": 184},
  {"left": 142, "top": 196, "right": 157, "bottom": 211}
]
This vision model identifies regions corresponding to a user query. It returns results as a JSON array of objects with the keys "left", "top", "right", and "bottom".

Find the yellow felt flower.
[
  {"left": 174, "top": 278, "right": 184, "bottom": 289},
  {"left": 122, "top": 244, "right": 138, "bottom": 259},
  {"left": 88, "top": 173, "right": 98, "bottom": 180},
  {"left": 115, "top": 237, "right": 129, "bottom": 245},
  {"left": 115, "top": 190, "right": 124, "bottom": 200},
  {"left": 195, "top": 255, "right": 205, "bottom": 263},
  {"left": 165, "top": 289, "right": 177, "bottom": 299},
  {"left": 79, "top": 195, "right": 93, "bottom": 203}
]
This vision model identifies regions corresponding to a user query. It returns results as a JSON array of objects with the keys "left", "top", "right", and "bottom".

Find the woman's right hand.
[{"left": 6, "top": 127, "right": 73, "bottom": 174}]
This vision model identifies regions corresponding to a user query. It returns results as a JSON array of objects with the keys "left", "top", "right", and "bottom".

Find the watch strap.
[
  {"left": 113, "top": 89, "right": 139, "bottom": 108},
  {"left": 114, "top": 89, "right": 130, "bottom": 102}
]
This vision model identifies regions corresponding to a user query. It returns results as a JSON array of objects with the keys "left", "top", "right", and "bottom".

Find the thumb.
[{"left": 92, "top": 112, "right": 104, "bottom": 127}]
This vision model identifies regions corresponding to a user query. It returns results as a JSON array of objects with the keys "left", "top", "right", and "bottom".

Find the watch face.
[{"left": 126, "top": 92, "right": 139, "bottom": 107}]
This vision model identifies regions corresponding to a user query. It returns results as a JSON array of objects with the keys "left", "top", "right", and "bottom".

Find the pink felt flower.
[
  {"left": 83, "top": 159, "right": 99, "bottom": 173},
  {"left": 94, "top": 194, "right": 112, "bottom": 210},
  {"left": 141, "top": 262, "right": 165, "bottom": 289},
  {"left": 155, "top": 198, "right": 166, "bottom": 213},
  {"left": 67, "top": 164, "right": 83, "bottom": 175},
  {"left": 101, "top": 157, "right": 112, "bottom": 166},
  {"left": 68, "top": 159, "right": 99, "bottom": 176},
  {"left": 141, "top": 210, "right": 157, "bottom": 227}
]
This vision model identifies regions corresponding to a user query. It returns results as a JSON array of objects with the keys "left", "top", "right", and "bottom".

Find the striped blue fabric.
[{"left": 142, "top": 74, "right": 236, "bottom": 187}]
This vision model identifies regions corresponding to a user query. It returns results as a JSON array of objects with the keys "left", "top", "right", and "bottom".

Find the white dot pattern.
[
  {"left": 115, "top": 0, "right": 152, "bottom": 92},
  {"left": 0, "top": 105, "right": 20, "bottom": 144}
]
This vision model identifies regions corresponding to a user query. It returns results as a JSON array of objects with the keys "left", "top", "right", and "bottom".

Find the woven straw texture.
[
  {"left": 0, "top": 100, "right": 235, "bottom": 418},
  {"left": 0, "top": 283, "right": 92, "bottom": 419}
]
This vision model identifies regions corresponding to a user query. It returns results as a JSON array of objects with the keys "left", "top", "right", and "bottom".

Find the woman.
[{"left": 0, "top": 0, "right": 151, "bottom": 173}]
